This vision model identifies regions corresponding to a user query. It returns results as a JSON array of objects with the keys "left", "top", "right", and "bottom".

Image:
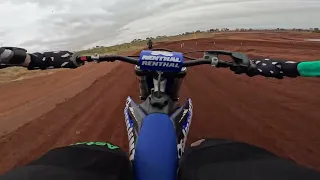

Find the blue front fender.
[{"left": 133, "top": 113, "right": 178, "bottom": 180}]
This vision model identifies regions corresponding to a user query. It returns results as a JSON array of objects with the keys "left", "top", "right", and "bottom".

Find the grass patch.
[
  {"left": 78, "top": 42, "right": 147, "bottom": 56},
  {"left": 0, "top": 67, "right": 65, "bottom": 83}
]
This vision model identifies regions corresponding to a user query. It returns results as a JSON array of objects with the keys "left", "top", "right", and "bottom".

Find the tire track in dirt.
[
  {"left": 0, "top": 62, "right": 138, "bottom": 173},
  {"left": 0, "top": 63, "right": 121, "bottom": 136}
]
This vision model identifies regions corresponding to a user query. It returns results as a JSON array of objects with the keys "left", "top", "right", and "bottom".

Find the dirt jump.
[{"left": 1, "top": 31, "right": 320, "bottom": 174}]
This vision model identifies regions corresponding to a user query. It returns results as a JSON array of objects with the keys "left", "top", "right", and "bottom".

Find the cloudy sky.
[{"left": 0, "top": 0, "right": 319, "bottom": 52}]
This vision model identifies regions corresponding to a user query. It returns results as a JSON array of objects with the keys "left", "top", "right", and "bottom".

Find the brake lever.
[
  {"left": 204, "top": 51, "right": 248, "bottom": 67},
  {"left": 204, "top": 50, "right": 255, "bottom": 74},
  {"left": 229, "top": 52, "right": 256, "bottom": 74},
  {"left": 205, "top": 50, "right": 232, "bottom": 55},
  {"left": 231, "top": 52, "right": 249, "bottom": 65}
]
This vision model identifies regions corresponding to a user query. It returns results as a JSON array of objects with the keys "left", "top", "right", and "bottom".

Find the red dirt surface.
[{"left": 1, "top": 32, "right": 320, "bottom": 174}]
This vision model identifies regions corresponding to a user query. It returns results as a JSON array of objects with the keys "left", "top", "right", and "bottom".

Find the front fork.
[
  {"left": 137, "top": 76, "right": 183, "bottom": 101},
  {"left": 176, "top": 98, "right": 193, "bottom": 159}
]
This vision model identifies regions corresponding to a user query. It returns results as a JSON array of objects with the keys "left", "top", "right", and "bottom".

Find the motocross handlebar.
[
  {"left": 82, "top": 55, "right": 141, "bottom": 65},
  {"left": 78, "top": 52, "right": 249, "bottom": 69},
  {"left": 78, "top": 50, "right": 259, "bottom": 76},
  {"left": 79, "top": 55, "right": 222, "bottom": 67}
]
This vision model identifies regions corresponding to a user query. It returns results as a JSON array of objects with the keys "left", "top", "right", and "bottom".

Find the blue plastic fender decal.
[{"left": 139, "top": 50, "right": 184, "bottom": 72}]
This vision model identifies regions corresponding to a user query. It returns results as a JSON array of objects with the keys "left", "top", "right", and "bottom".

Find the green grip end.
[{"left": 297, "top": 61, "right": 320, "bottom": 77}]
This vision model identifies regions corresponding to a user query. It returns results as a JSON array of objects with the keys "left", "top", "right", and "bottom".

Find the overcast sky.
[{"left": 0, "top": 0, "right": 319, "bottom": 52}]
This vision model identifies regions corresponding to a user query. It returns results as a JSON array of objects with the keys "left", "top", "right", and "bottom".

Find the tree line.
[{"left": 130, "top": 28, "right": 319, "bottom": 43}]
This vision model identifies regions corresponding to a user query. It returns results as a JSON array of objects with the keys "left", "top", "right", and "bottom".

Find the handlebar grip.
[
  {"left": 28, "top": 51, "right": 83, "bottom": 70},
  {"left": 0, "top": 47, "right": 27, "bottom": 65},
  {"left": 296, "top": 61, "right": 320, "bottom": 77},
  {"left": 248, "top": 59, "right": 298, "bottom": 79}
]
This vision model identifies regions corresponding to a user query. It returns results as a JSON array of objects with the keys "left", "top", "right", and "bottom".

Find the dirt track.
[{"left": 1, "top": 32, "right": 320, "bottom": 173}]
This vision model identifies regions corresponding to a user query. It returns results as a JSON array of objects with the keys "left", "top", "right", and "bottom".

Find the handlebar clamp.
[
  {"left": 203, "top": 50, "right": 256, "bottom": 74},
  {"left": 203, "top": 52, "right": 219, "bottom": 67},
  {"left": 91, "top": 53, "right": 100, "bottom": 63}
]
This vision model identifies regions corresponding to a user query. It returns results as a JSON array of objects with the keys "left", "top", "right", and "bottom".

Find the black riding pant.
[{"left": 1, "top": 138, "right": 320, "bottom": 180}]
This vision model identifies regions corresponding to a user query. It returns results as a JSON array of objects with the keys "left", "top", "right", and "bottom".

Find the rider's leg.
[
  {"left": 0, "top": 142, "right": 133, "bottom": 180},
  {"left": 178, "top": 138, "right": 320, "bottom": 180}
]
